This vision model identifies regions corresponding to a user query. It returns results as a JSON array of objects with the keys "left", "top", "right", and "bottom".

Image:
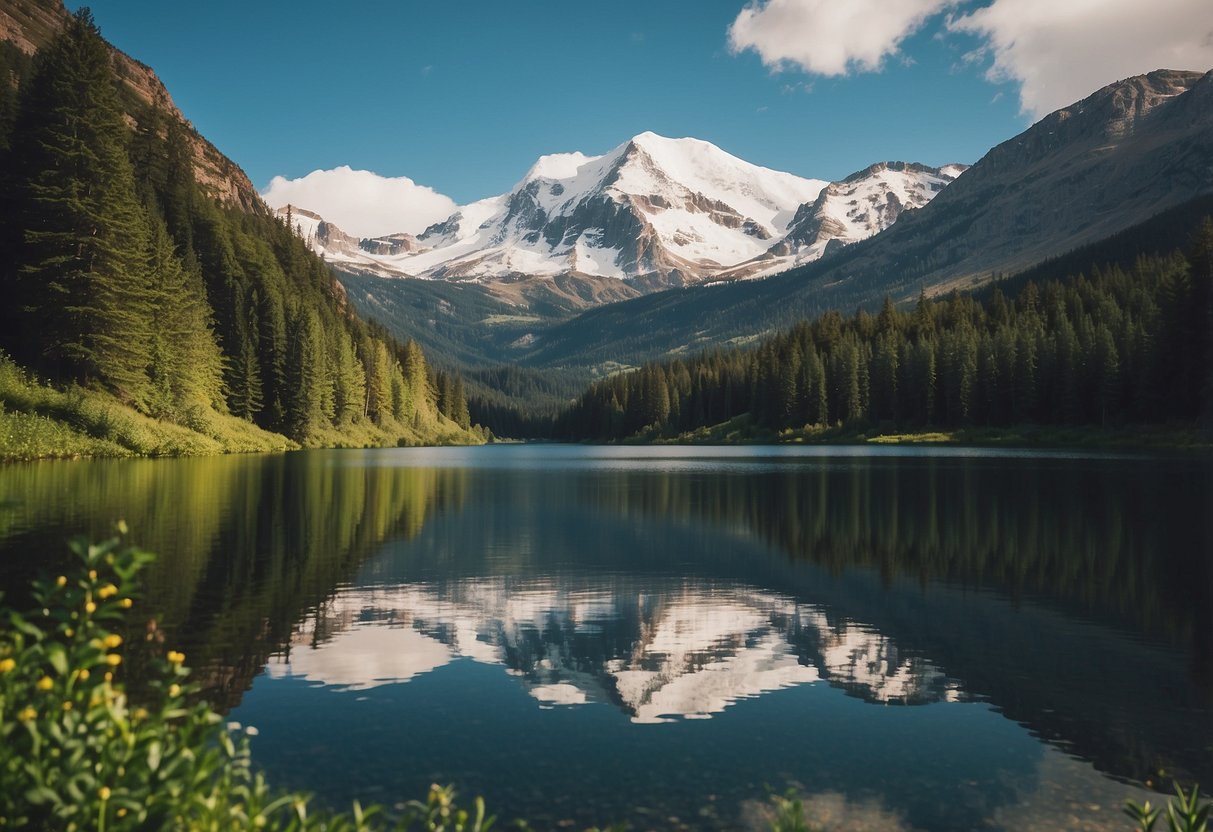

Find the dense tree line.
[
  {"left": 466, "top": 364, "right": 588, "bottom": 439},
  {"left": 555, "top": 234, "right": 1213, "bottom": 440},
  {"left": 0, "top": 11, "right": 469, "bottom": 444}
]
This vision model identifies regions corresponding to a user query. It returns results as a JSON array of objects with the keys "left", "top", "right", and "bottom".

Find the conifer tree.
[
  {"left": 145, "top": 217, "right": 224, "bottom": 416},
  {"left": 3, "top": 9, "right": 155, "bottom": 403},
  {"left": 284, "top": 307, "right": 324, "bottom": 437}
]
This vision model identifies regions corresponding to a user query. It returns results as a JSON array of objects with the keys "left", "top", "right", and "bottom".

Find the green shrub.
[{"left": 1126, "top": 784, "right": 1211, "bottom": 832}]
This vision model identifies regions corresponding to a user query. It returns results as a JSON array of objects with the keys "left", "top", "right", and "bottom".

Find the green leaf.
[
  {"left": 147, "top": 740, "right": 162, "bottom": 772},
  {"left": 45, "top": 642, "right": 67, "bottom": 675},
  {"left": 23, "top": 785, "right": 58, "bottom": 806},
  {"left": 8, "top": 611, "right": 43, "bottom": 637}
]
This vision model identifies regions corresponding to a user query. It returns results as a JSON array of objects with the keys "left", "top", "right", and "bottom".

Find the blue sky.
[{"left": 71, "top": 0, "right": 1211, "bottom": 226}]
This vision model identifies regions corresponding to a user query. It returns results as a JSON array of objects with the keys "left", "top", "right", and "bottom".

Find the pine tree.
[
  {"left": 332, "top": 331, "right": 366, "bottom": 425},
  {"left": 3, "top": 10, "right": 155, "bottom": 404},
  {"left": 225, "top": 281, "right": 263, "bottom": 419},
  {"left": 145, "top": 217, "right": 224, "bottom": 417},
  {"left": 451, "top": 374, "right": 471, "bottom": 430},
  {"left": 284, "top": 307, "right": 324, "bottom": 437}
]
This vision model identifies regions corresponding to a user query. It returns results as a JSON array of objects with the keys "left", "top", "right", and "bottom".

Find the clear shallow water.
[{"left": 0, "top": 445, "right": 1209, "bottom": 830}]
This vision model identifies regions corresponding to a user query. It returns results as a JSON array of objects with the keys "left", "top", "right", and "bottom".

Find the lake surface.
[{"left": 1, "top": 445, "right": 1210, "bottom": 830}]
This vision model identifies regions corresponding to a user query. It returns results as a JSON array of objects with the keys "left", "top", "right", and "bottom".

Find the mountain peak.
[
  {"left": 1041, "top": 69, "right": 1209, "bottom": 142},
  {"left": 626, "top": 131, "right": 714, "bottom": 154},
  {"left": 523, "top": 151, "right": 599, "bottom": 184},
  {"left": 280, "top": 133, "right": 963, "bottom": 292}
]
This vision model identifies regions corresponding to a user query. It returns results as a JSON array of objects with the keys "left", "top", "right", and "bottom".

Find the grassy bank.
[
  {"left": 637, "top": 414, "right": 1211, "bottom": 450},
  {"left": 0, "top": 355, "right": 485, "bottom": 463},
  {"left": 0, "top": 355, "right": 293, "bottom": 461}
]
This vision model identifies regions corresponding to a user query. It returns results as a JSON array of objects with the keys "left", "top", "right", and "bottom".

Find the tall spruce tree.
[
  {"left": 145, "top": 217, "right": 225, "bottom": 416},
  {"left": 2, "top": 9, "right": 155, "bottom": 404}
]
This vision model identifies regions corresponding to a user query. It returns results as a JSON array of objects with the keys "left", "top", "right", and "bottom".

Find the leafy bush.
[{"left": 1126, "top": 784, "right": 1211, "bottom": 832}]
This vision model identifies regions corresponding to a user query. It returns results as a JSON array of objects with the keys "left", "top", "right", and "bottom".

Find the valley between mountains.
[
  {"left": 273, "top": 70, "right": 1213, "bottom": 432},
  {"left": 1, "top": 0, "right": 1210, "bottom": 454}
]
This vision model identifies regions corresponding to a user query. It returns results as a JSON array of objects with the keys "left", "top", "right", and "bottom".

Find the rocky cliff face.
[
  {"left": 815, "top": 68, "right": 1213, "bottom": 296},
  {"left": 0, "top": 0, "right": 263, "bottom": 213},
  {"left": 779, "top": 162, "right": 966, "bottom": 256},
  {"left": 715, "top": 160, "right": 968, "bottom": 279}
]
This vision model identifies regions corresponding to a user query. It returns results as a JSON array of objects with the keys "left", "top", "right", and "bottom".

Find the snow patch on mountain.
[{"left": 275, "top": 134, "right": 964, "bottom": 289}]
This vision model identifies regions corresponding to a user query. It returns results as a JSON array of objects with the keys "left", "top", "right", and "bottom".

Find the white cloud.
[
  {"left": 261, "top": 166, "right": 457, "bottom": 238},
  {"left": 725, "top": 0, "right": 1213, "bottom": 122},
  {"left": 949, "top": 0, "right": 1213, "bottom": 119},
  {"left": 727, "top": 0, "right": 955, "bottom": 76}
]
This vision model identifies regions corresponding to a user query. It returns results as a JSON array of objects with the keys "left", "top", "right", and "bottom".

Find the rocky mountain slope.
[
  {"left": 832, "top": 68, "right": 1213, "bottom": 296},
  {"left": 277, "top": 134, "right": 962, "bottom": 296},
  {"left": 0, "top": 0, "right": 262, "bottom": 211},
  {"left": 521, "top": 69, "right": 1213, "bottom": 368}
]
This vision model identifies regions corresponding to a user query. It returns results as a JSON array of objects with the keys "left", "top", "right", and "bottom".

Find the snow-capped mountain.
[
  {"left": 771, "top": 161, "right": 965, "bottom": 263},
  {"left": 714, "top": 160, "right": 967, "bottom": 279},
  {"left": 274, "top": 133, "right": 964, "bottom": 292}
]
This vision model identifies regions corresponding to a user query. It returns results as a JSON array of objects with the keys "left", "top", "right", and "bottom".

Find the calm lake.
[{"left": 1, "top": 445, "right": 1210, "bottom": 830}]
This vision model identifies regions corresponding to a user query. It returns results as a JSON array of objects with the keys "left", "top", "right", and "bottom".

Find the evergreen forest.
[
  {"left": 0, "top": 10, "right": 479, "bottom": 459},
  {"left": 552, "top": 236, "right": 1213, "bottom": 441}
]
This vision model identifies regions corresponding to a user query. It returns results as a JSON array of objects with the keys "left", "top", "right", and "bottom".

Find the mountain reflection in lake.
[
  {"left": 0, "top": 445, "right": 1208, "bottom": 830},
  {"left": 267, "top": 578, "right": 954, "bottom": 721}
]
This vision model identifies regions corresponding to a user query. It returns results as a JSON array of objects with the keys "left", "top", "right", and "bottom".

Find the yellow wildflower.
[
  {"left": 88, "top": 570, "right": 97, "bottom": 581},
  {"left": 0, "top": 658, "right": 15, "bottom": 673},
  {"left": 36, "top": 676, "right": 53, "bottom": 691},
  {"left": 98, "top": 584, "right": 118, "bottom": 599},
  {"left": 120, "top": 598, "right": 132, "bottom": 609},
  {"left": 166, "top": 650, "right": 185, "bottom": 665},
  {"left": 133, "top": 708, "right": 147, "bottom": 720},
  {"left": 104, "top": 672, "right": 113, "bottom": 682},
  {"left": 103, "top": 634, "right": 123, "bottom": 649},
  {"left": 105, "top": 654, "right": 121, "bottom": 667},
  {"left": 98, "top": 786, "right": 111, "bottom": 801},
  {"left": 117, "top": 808, "right": 127, "bottom": 818},
  {"left": 56, "top": 576, "right": 66, "bottom": 588},
  {"left": 17, "top": 707, "right": 36, "bottom": 721},
  {"left": 64, "top": 628, "right": 74, "bottom": 638},
  {"left": 168, "top": 684, "right": 181, "bottom": 698},
  {"left": 84, "top": 601, "right": 96, "bottom": 614},
  {"left": 77, "top": 669, "right": 90, "bottom": 681},
  {"left": 61, "top": 701, "right": 72, "bottom": 711}
]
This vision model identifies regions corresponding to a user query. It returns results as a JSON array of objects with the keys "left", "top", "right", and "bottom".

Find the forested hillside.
[
  {"left": 0, "top": 10, "right": 480, "bottom": 459},
  {"left": 554, "top": 226, "right": 1213, "bottom": 441}
]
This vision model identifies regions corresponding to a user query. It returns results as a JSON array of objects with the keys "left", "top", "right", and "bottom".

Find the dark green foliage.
[
  {"left": 555, "top": 239, "right": 1213, "bottom": 441},
  {"left": 434, "top": 370, "right": 472, "bottom": 430},
  {"left": 524, "top": 193, "right": 1213, "bottom": 371},
  {"left": 0, "top": 10, "right": 472, "bottom": 447},
  {"left": 1, "top": 9, "right": 155, "bottom": 404},
  {"left": 0, "top": 41, "right": 32, "bottom": 153}
]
